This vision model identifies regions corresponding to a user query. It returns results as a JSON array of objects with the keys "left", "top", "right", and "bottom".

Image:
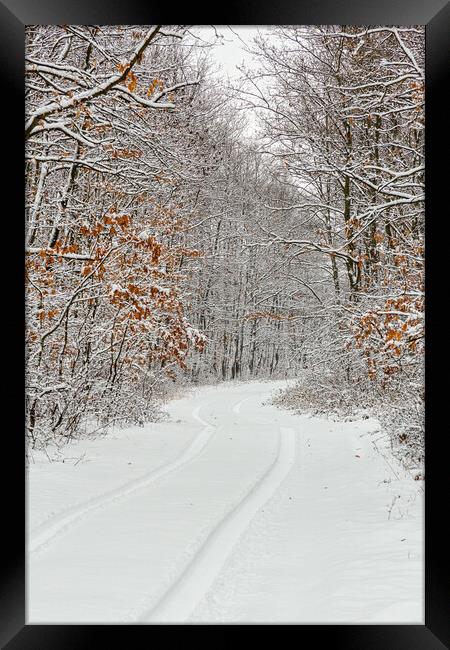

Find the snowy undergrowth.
[
  {"left": 26, "top": 379, "right": 191, "bottom": 464},
  {"left": 271, "top": 370, "right": 424, "bottom": 478}
]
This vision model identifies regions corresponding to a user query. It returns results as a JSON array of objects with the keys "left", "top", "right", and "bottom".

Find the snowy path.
[
  {"left": 28, "top": 404, "right": 215, "bottom": 556},
  {"left": 27, "top": 381, "right": 423, "bottom": 624},
  {"left": 142, "top": 426, "right": 296, "bottom": 622}
]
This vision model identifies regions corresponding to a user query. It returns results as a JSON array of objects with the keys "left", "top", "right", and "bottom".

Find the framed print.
[{"left": 1, "top": 0, "right": 449, "bottom": 647}]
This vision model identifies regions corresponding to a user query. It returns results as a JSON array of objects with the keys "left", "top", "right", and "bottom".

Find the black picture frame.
[{"left": 2, "top": 1, "right": 449, "bottom": 647}]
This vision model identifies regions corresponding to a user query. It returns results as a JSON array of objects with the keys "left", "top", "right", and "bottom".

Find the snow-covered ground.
[{"left": 27, "top": 380, "right": 424, "bottom": 624}]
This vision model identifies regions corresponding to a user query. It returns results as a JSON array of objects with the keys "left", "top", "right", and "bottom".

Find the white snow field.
[{"left": 27, "top": 380, "right": 424, "bottom": 624}]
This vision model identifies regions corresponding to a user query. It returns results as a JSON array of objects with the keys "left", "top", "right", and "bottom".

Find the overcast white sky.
[
  {"left": 192, "top": 26, "right": 267, "bottom": 81},
  {"left": 190, "top": 26, "right": 272, "bottom": 138}
]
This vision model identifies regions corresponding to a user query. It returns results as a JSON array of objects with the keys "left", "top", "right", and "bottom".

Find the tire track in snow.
[
  {"left": 232, "top": 396, "right": 251, "bottom": 415},
  {"left": 28, "top": 404, "right": 216, "bottom": 557},
  {"left": 140, "top": 426, "right": 296, "bottom": 623}
]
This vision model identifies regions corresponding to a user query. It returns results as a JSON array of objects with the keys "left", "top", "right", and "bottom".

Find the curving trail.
[
  {"left": 142, "top": 426, "right": 295, "bottom": 622},
  {"left": 28, "top": 403, "right": 216, "bottom": 556},
  {"left": 27, "top": 381, "right": 423, "bottom": 624}
]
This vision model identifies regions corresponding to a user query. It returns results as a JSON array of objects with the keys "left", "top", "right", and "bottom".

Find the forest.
[{"left": 25, "top": 25, "right": 424, "bottom": 469}]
